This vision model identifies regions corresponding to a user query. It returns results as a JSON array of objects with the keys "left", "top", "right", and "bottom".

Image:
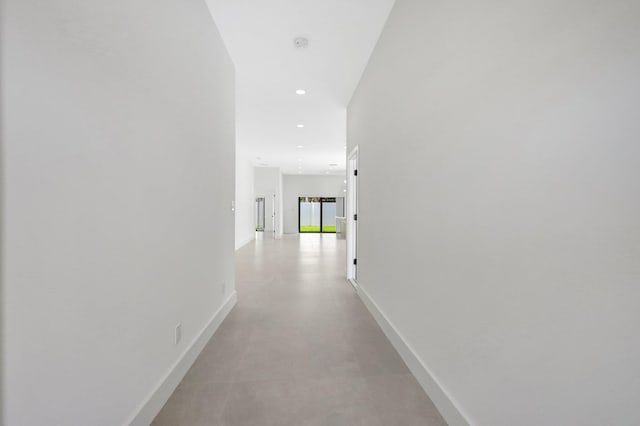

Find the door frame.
[{"left": 347, "top": 146, "right": 359, "bottom": 287}]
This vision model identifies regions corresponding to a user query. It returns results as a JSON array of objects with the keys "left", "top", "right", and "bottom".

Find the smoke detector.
[{"left": 294, "top": 37, "right": 309, "bottom": 49}]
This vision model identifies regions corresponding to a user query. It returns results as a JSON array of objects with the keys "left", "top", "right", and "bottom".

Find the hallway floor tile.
[{"left": 153, "top": 234, "right": 446, "bottom": 425}]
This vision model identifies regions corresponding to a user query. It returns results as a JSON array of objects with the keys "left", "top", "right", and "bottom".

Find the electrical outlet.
[{"left": 174, "top": 323, "right": 182, "bottom": 345}]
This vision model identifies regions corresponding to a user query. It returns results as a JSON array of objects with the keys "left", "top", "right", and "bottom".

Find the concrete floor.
[{"left": 153, "top": 234, "right": 446, "bottom": 425}]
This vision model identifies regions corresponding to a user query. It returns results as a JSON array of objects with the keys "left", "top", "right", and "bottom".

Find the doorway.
[
  {"left": 298, "top": 197, "right": 343, "bottom": 233},
  {"left": 256, "top": 197, "right": 265, "bottom": 231},
  {"left": 347, "top": 147, "right": 358, "bottom": 285}
]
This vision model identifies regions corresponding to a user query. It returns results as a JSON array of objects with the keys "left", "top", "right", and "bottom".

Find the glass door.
[
  {"left": 299, "top": 197, "right": 321, "bottom": 232},
  {"left": 299, "top": 197, "right": 339, "bottom": 233},
  {"left": 321, "top": 198, "right": 337, "bottom": 232},
  {"left": 256, "top": 197, "right": 265, "bottom": 231}
]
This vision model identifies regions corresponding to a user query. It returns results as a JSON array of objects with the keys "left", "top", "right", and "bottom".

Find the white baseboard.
[
  {"left": 348, "top": 278, "right": 358, "bottom": 290},
  {"left": 126, "top": 291, "right": 238, "bottom": 426},
  {"left": 356, "top": 285, "right": 471, "bottom": 426}
]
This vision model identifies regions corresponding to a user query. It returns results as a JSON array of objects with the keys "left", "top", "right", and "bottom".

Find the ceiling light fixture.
[
  {"left": 294, "top": 37, "right": 309, "bottom": 49},
  {"left": 297, "top": 124, "right": 304, "bottom": 128},
  {"left": 297, "top": 145, "right": 304, "bottom": 149},
  {"left": 296, "top": 89, "right": 306, "bottom": 95}
]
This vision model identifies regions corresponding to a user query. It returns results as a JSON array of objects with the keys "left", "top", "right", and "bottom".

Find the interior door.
[
  {"left": 347, "top": 147, "right": 358, "bottom": 283},
  {"left": 272, "top": 193, "right": 276, "bottom": 236}
]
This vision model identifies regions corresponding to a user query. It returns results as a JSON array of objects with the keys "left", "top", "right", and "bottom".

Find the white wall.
[
  {"left": 254, "top": 167, "right": 283, "bottom": 235},
  {"left": 2, "top": 1, "right": 236, "bottom": 425},
  {"left": 348, "top": 1, "right": 640, "bottom": 425},
  {"left": 235, "top": 148, "right": 255, "bottom": 249},
  {"left": 283, "top": 175, "right": 346, "bottom": 234}
]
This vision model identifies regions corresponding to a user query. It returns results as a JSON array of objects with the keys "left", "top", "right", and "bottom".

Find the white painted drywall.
[
  {"left": 2, "top": 1, "right": 236, "bottom": 425},
  {"left": 283, "top": 175, "right": 346, "bottom": 234},
  {"left": 235, "top": 148, "right": 256, "bottom": 249},
  {"left": 254, "top": 167, "right": 283, "bottom": 236},
  {"left": 348, "top": 1, "right": 640, "bottom": 425}
]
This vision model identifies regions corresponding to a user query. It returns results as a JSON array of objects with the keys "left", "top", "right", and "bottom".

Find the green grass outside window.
[{"left": 300, "top": 226, "right": 336, "bottom": 233}]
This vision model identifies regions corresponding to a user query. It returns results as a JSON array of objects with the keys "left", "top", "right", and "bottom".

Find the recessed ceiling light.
[
  {"left": 296, "top": 89, "right": 306, "bottom": 95},
  {"left": 297, "top": 124, "right": 304, "bottom": 128},
  {"left": 344, "top": 180, "right": 347, "bottom": 184},
  {"left": 344, "top": 146, "right": 347, "bottom": 149},
  {"left": 298, "top": 166, "right": 303, "bottom": 169},
  {"left": 343, "top": 189, "right": 347, "bottom": 193},
  {"left": 297, "top": 145, "right": 304, "bottom": 149},
  {"left": 297, "top": 158, "right": 303, "bottom": 162}
]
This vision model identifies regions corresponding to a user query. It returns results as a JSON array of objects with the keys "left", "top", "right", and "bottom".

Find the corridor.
[{"left": 153, "top": 235, "right": 446, "bottom": 425}]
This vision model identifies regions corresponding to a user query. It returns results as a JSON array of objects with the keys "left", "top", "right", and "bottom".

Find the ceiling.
[{"left": 205, "top": 0, "right": 395, "bottom": 175}]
